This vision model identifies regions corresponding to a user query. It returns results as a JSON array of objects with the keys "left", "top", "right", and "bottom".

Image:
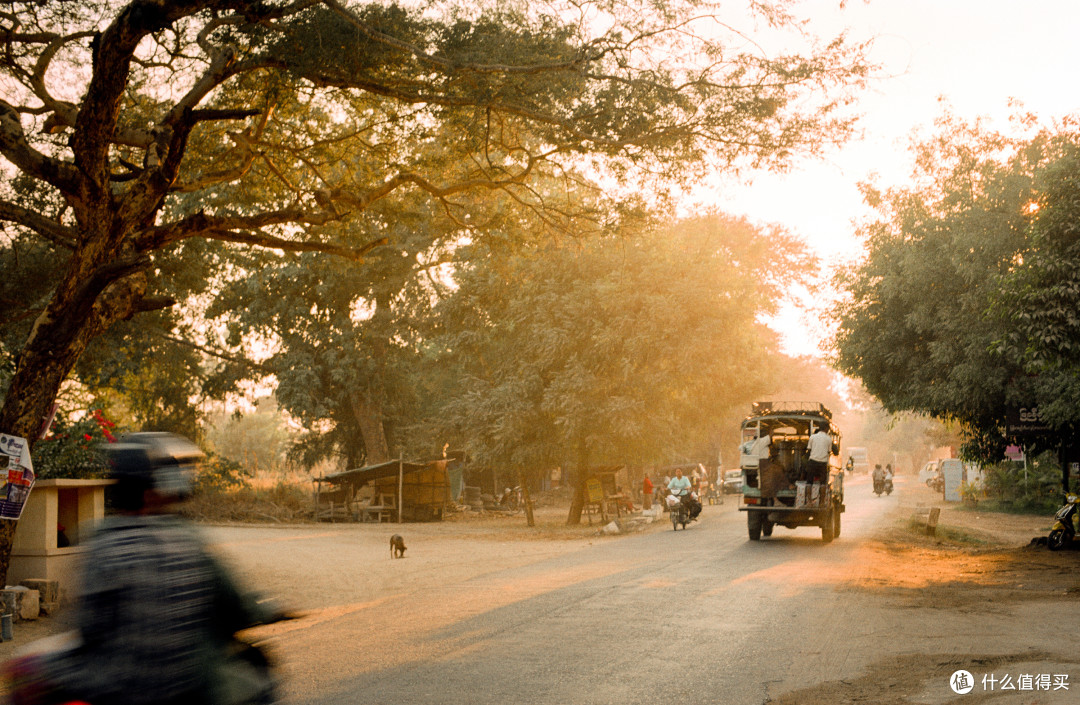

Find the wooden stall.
[
  {"left": 582, "top": 466, "right": 626, "bottom": 525},
  {"left": 313, "top": 458, "right": 452, "bottom": 522}
]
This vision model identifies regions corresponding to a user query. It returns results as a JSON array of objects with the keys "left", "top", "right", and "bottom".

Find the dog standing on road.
[{"left": 390, "top": 534, "right": 406, "bottom": 559}]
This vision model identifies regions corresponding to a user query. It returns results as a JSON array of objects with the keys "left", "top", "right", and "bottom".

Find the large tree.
[
  {"left": 831, "top": 113, "right": 1080, "bottom": 460},
  {"left": 0, "top": 0, "right": 870, "bottom": 579},
  {"left": 993, "top": 123, "right": 1080, "bottom": 427},
  {"left": 428, "top": 213, "right": 811, "bottom": 524},
  {"left": 203, "top": 195, "right": 457, "bottom": 469}
]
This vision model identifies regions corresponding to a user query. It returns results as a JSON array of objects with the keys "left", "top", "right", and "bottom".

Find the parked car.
[
  {"left": 723, "top": 469, "right": 744, "bottom": 494},
  {"left": 918, "top": 460, "right": 940, "bottom": 487}
]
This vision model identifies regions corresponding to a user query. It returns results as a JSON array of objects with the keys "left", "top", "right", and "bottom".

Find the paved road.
[{"left": 218, "top": 474, "right": 900, "bottom": 705}]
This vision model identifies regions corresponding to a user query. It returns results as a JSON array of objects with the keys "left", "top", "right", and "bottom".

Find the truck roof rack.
[{"left": 749, "top": 401, "right": 832, "bottom": 420}]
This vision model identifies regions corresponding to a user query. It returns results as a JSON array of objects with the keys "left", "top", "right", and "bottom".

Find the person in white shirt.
[{"left": 806, "top": 422, "right": 832, "bottom": 484}]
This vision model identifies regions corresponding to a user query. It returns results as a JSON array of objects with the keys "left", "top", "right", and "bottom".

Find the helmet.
[{"left": 105, "top": 432, "right": 204, "bottom": 505}]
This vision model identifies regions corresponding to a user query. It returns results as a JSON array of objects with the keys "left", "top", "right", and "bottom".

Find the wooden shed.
[{"left": 313, "top": 458, "right": 453, "bottom": 522}]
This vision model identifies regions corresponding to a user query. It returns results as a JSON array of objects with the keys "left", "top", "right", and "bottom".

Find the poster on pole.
[{"left": 0, "top": 434, "right": 35, "bottom": 521}]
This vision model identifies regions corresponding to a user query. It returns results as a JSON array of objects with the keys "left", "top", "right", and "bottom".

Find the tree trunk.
[
  {"left": 349, "top": 392, "right": 390, "bottom": 466},
  {"left": 565, "top": 438, "right": 589, "bottom": 525},
  {"left": 0, "top": 260, "right": 147, "bottom": 584},
  {"left": 519, "top": 468, "right": 535, "bottom": 528}
]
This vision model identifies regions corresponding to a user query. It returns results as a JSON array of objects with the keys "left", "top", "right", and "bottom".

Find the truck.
[{"left": 737, "top": 401, "right": 845, "bottom": 543}]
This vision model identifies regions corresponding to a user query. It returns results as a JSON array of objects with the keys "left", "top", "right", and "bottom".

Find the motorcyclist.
[
  {"left": 872, "top": 463, "right": 885, "bottom": 494},
  {"left": 6, "top": 432, "right": 284, "bottom": 705},
  {"left": 667, "top": 468, "right": 702, "bottom": 521}
]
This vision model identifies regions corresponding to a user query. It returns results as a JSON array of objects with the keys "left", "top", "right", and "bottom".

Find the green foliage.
[
  {"left": 425, "top": 213, "right": 811, "bottom": 473},
  {"left": 981, "top": 453, "right": 1062, "bottom": 513},
  {"left": 30, "top": 410, "right": 117, "bottom": 480},
  {"left": 192, "top": 453, "right": 252, "bottom": 495},
  {"left": 993, "top": 124, "right": 1080, "bottom": 426},
  {"left": 832, "top": 112, "right": 1080, "bottom": 460},
  {"left": 204, "top": 197, "right": 453, "bottom": 467},
  {"left": 204, "top": 397, "right": 296, "bottom": 476},
  {"left": 0, "top": 0, "right": 875, "bottom": 461},
  {"left": 959, "top": 480, "right": 980, "bottom": 506}
]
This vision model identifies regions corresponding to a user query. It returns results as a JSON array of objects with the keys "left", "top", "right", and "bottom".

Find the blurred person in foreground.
[{"left": 6, "top": 432, "right": 284, "bottom": 705}]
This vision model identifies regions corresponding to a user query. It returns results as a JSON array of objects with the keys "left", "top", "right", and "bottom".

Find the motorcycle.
[
  {"left": 497, "top": 486, "right": 522, "bottom": 512},
  {"left": 5, "top": 615, "right": 295, "bottom": 705},
  {"left": 1047, "top": 493, "right": 1080, "bottom": 551},
  {"left": 666, "top": 492, "right": 689, "bottom": 530},
  {"left": 873, "top": 474, "right": 893, "bottom": 496}
]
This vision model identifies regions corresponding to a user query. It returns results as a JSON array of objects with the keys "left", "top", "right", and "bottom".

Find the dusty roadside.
[
  {"left": 772, "top": 478, "right": 1080, "bottom": 705},
  {"left": 0, "top": 502, "right": 658, "bottom": 663},
  {"left": 2, "top": 482, "right": 1077, "bottom": 705}
]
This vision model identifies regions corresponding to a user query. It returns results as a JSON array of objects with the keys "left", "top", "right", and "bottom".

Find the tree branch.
[
  {"left": 197, "top": 227, "right": 387, "bottom": 261},
  {"left": 151, "top": 329, "right": 274, "bottom": 375},
  {"left": 0, "top": 199, "right": 77, "bottom": 249},
  {"left": 0, "top": 100, "right": 80, "bottom": 192},
  {"left": 72, "top": 0, "right": 223, "bottom": 191},
  {"left": 318, "top": 156, "right": 543, "bottom": 213},
  {"left": 139, "top": 209, "right": 387, "bottom": 261},
  {"left": 29, "top": 30, "right": 95, "bottom": 125}
]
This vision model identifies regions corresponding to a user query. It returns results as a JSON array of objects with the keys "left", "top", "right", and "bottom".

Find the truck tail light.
[{"left": 743, "top": 497, "right": 758, "bottom": 505}]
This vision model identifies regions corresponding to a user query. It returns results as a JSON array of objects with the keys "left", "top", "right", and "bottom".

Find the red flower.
[{"left": 83, "top": 434, "right": 93, "bottom": 441}]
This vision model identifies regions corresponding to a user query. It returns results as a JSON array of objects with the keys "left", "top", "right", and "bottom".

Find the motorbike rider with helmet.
[
  {"left": 872, "top": 463, "right": 885, "bottom": 495},
  {"left": 6, "top": 432, "right": 285, "bottom": 705},
  {"left": 667, "top": 468, "right": 702, "bottom": 521}
]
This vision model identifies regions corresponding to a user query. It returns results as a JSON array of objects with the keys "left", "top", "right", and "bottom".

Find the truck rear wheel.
[
  {"left": 832, "top": 507, "right": 841, "bottom": 538},
  {"left": 748, "top": 511, "right": 762, "bottom": 541},
  {"left": 821, "top": 508, "right": 835, "bottom": 543},
  {"left": 762, "top": 519, "right": 774, "bottom": 537}
]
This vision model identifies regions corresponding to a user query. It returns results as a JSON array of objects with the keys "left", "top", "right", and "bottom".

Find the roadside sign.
[
  {"left": 0, "top": 434, "right": 34, "bottom": 520},
  {"left": 1005, "top": 406, "right": 1052, "bottom": 436},
  {"left": 586, "top": 476, "right": 604, "bottom": 503}
]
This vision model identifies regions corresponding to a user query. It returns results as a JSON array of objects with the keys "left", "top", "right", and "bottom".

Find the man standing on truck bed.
[{"left": 807, "top": 422, "right": 832, "bottom": 484}]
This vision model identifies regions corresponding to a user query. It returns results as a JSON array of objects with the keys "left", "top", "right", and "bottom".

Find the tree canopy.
[
  {"left": 832, "top": 112, "right": 1080, "bottom": 460},
  {"left": 0, "top": 0, "right": 871, "bottom": 437},
  {"left": 0, "top": 0, "right": 871, "bottom": 579},
  {"left": 427, "top": 213, "right": 812, "bottom": 522}
]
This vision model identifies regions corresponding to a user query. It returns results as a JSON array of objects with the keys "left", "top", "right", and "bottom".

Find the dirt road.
[
  {"left": 228, "top": 476, "right": 1080, "bottom": 704},
  {"left": 3, "top": 476, "right": 1078, "bottom": 704}
]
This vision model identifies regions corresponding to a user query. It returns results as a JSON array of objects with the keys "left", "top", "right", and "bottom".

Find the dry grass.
[
  {"left": 182, "top": 481, "right": 314, "bottom": 523},
  {"left": 180, "top": 483, "right": 612, "bottom": 539}
]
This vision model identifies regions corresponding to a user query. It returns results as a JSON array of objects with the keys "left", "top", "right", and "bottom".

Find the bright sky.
[{"left": 689, "top": 0, "right": 1080, "bottom": 356}]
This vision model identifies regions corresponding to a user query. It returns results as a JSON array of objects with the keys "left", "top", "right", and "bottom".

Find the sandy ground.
[
  {"left": 2, "top": 483, "right": 1077, "bottom": 704},
  {"left": 0, "top": 501, "right": 637, "bottom": 661},
  {"left": 772, "top": 479, "right": 1080, "bottom": 705}
]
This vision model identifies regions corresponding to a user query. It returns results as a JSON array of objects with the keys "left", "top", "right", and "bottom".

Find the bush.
[
  {"left": 182, "top": 479, "right": 313, "bottom": 523},
  {"left": 980, "top": 451, "right": 1063, "bottom": 514},
  {"left": 31, "top": 410, "right": 117, "bottom": 479},
  {"left": 193, "top": 453, "right": 252, "bottom": 494},
  {"left": 960, "top": 480, "right": 981, "bottom": 507}
]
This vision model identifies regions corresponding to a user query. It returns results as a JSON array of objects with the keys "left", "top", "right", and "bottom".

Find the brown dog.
[{"left": 390, "top": 534, "right": 406, "bottom": 559}]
